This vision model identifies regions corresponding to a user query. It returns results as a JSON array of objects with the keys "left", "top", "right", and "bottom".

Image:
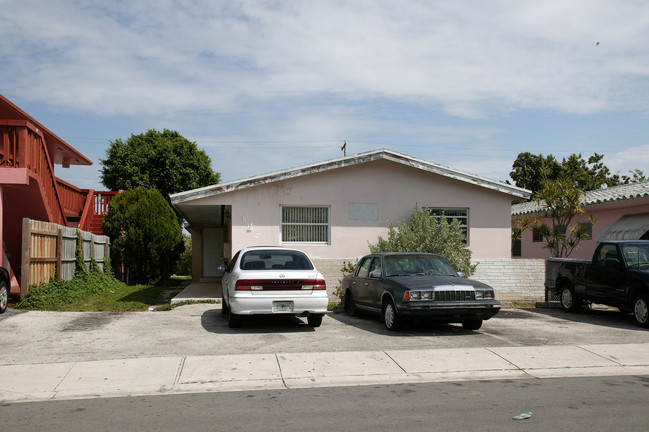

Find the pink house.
[
  {"left": 172, "top": 150, "right": 540, "bottom": 302},
  {"left": 512, "top": 181, "right": 649, "bottom": 260}
]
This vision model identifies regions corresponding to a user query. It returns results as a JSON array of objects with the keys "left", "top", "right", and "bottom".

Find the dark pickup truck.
[{"left": 546, "top": 240, "right": 649, "bottom": 327}]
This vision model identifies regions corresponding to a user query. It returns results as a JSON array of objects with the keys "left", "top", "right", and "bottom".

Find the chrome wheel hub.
[
  {"left": 384, "top": 304, "right": 395, "bottom": 328},
  {"left": 635, "top": 298, "right": 648, "bottom": 324},
  {"left": 561, "top": 289, "right": 573, "bottom": 309}
]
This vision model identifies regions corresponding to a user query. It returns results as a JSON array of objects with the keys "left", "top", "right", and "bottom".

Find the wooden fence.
[{"left": 20, "top": 218, "right": 110, "bottom": 297}]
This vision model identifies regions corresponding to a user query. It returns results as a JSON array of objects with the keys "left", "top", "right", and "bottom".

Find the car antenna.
[{"left": 341, "top": 141, "right": 347, "bottom": 157}]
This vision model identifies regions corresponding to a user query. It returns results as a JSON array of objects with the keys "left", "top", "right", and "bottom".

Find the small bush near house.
[
  {"left": 369, "top": 206, "right": 476, "bottom": 276},
  {"left": 175, "top": 235, "right": 192, "bottom": 276},
  {"left": 333, "top": 260, "right": 356, "bottom": 305}
]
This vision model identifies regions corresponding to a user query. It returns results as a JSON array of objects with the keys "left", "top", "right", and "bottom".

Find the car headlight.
[
  {"left": 405, "top": 290, "right": 435, "bottom": 301},
  {"left": 475, "top": 290, "right": 494, "bottom": 300}
]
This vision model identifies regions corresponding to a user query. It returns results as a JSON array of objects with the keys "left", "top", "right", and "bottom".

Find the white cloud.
[
  {"left": 2, "top": 0, "right": 649, "bottom": 118},
  {"left": 606, "top": 144, "right": 649, "bottom": 178}
]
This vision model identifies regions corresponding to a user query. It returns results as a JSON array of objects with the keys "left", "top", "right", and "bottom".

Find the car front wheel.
[
  {"left": 221, "top": 293, "right": 229, "bottom": 315},
  {"left": 382, "top": 298, "right": 401, "bottom": 331},
  {"left": 462, "top": 319, "right": 483, "bottom": 330},
  {"left": 633, "top": 294, "right": 649, "bottom": 328},
  {"left": 0, "top": 280, "right": 8, "bottom": 314}
]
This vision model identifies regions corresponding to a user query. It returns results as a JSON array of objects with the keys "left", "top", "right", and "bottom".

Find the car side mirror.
[
  {"left": 370, "top": 270, "right": 382, "bottom": 279},
  {"left": 457, "top": 272, "right": 465, "bottom": 278},
  {"left": 217, "top": 265, "right": 228, "bottom": 272}
]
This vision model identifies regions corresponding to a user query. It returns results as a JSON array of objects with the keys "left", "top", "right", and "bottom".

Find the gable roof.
[
  {"left": 170, "top": 149, "right": 531, "bottom": 204},
  {"left": 512, "top": 181, "right": 649, "bottom": 216}
]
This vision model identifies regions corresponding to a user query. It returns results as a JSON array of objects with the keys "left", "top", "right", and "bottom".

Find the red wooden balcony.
[{"left": 1, "top": 94, "right": 117, "bottom": 295}]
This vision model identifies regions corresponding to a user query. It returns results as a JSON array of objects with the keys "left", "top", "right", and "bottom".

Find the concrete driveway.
[{"left": 2, "top": 303, "right": 649, "bottom": 366}]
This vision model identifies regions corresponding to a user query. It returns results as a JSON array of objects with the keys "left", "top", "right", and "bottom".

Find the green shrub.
[
  {"left": 334, "top": 260, "right": 356, "bottom": 304},
  {"left": 369, "top": 206, "right": 477, "bottom": 276},
  {"left": 175, "top": 236, "right": 192, "bottom": 276}
]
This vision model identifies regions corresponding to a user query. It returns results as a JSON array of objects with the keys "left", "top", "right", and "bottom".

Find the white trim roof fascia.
[{"left": 171, "top": 149, "right": 531, "bottom": 204}]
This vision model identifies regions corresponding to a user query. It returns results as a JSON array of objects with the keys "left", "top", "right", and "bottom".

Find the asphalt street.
[{"left": 4, "top": 376, "right": 649, "bottom": 432}]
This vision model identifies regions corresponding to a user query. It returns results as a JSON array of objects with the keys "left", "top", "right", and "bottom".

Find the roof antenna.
[{"left": 341, "top": 141, "right": 347, "bottom": 157}]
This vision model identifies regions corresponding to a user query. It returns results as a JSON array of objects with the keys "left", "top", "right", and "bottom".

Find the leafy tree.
[
  {"left": 100, "top": 129, "right": 220, "bottom": 199},
  {"left": 561, "top": 153, "right": 621, "bottom": 191},
  {"left": 369, "top": 206, "right": 476, "bottom": 276},
  {"left": 102, "top": 187, "right": 183, "bottom": 284},
  {"left": 510, "top": 152, "right": 638, "bottom": 197},
  {"left": 513, "top": 177, "right": 594, "bottom": 258},
  {"left": 510, "top": 152, "right": 561, "bottom": 195},
  {"left": 623, "top": 169, "right": 647, "bottom": 184}
]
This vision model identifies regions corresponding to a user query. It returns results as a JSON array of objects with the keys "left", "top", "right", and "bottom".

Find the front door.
[{"left": 202, "top": 228, "right": 224, "bottom": 278}]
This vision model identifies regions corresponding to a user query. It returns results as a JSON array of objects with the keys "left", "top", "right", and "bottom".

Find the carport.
[{"left": 171, "top": 201, "right": 232, "bottom": 284}]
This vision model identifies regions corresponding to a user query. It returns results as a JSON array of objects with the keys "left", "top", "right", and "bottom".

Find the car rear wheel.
[
  {"left": 0, "top": 281, "right": 8, "bottom": 314},
  {"left": 461, "top": 319, "right": 483, "bottom": 330},
  {"left": 560, "top": 284, "right": 581, "bottom": 313},
  {"left": 307, "top": 314, "right": 323, "bottom": 327},
  {"left": 345, "top": 290, "right": 358, "bottom": 316},
  {"left": 382, "top": 298, "right": 401, "bottom": 331},
  {"left": 633, "top": 294, "right": 649, "bottom": 328},
  {"left": 228, "top": 311, "right": 242, "bottom": 328}
]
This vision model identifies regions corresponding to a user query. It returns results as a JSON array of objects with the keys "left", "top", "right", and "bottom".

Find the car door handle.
[{"left": 364, "top": 282, "right": 369, "bottom": 286}]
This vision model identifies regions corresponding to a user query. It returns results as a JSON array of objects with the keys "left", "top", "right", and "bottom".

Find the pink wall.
[
  {"left": 515, "top": 199, "right": 649, "bottom": 260},
  {"left": 196, "top": 159, "right": 516, "bottom": 260}
]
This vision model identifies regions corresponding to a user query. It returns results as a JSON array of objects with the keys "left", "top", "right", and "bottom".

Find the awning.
[{"left": 596, "top": 213, "right": 649, "bottom": 242}]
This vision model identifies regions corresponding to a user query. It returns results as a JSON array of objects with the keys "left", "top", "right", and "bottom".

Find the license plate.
[{"left": 273, "top": 301, "right": 294, "bottom": 312}]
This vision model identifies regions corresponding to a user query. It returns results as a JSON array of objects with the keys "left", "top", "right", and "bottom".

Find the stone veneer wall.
[
  {"left": 470, "top": 259, "right": 546, "bottom": 303},
  {"left": 312, "top": 258, "right": 546, "bottom": 304}
]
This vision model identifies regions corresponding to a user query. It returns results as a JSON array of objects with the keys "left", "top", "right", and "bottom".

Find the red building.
[{"left": 0, "top": 93, "right": 117, "bottom": 297}]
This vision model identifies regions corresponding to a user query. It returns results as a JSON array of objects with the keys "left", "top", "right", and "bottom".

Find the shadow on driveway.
[
  {"left": 520, "top": 305, "right": 647, "bottom": 332},
  {"left": 327, "top": 310, "right": 484, "bottom": 337},
  {"left": 200, "top": 308, "right": 317, "bottom": 334}
]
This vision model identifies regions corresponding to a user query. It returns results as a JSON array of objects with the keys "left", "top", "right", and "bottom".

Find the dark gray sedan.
[{"left": 342, "top": 253, "right": 501, "bottom": 331}]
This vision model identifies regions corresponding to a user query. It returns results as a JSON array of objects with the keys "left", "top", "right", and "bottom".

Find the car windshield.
[
  {"left": 239, "top": 250, "right": 314, "bottom": 271},
  {"left": 621, "top": 244, "right": 649, "bottom": 269},
  {"left": 384, "top": 255, "right": 458, "bottom": 277}
]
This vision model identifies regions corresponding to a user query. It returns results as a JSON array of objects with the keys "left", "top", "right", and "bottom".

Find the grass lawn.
[
  {"left": 56, "top": 284, "right": 184, "bottom": 311},
  {"left": 15, "top": 269, "right": 189, "bottom": 312}
]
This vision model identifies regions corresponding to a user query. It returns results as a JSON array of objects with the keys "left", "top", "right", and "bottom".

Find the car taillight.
[
  {"left": 235, "top": 280, "right": 263, "bottom": 290},
  {"left": 301, "top": 279, "right": 327, "bottom": 290}
]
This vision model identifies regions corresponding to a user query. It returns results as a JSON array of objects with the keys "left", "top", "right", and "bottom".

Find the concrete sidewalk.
[{"left": 2, "top": 343, "right": 649, "bottom": 403}]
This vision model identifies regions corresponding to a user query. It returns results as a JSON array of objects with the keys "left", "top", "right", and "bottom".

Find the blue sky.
[{"left": 1, "top": 0, "right": 648, "bottom": 191}]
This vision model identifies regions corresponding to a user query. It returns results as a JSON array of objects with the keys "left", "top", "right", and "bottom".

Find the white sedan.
[{"left": 219, "top": 247, "right": 329, "bottom": 328}]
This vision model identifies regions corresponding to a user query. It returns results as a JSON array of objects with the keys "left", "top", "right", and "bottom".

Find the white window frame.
[
  {"left": 426, "top": 207, "right": 470, "bottom": 245},
  {"left": 280, "top": 205, "right": 331, "bottom": 244}
]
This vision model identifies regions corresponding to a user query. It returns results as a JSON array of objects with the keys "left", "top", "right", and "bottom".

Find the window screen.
[{"left": 281, "top": 206, "right": 330, "bottom": 243}]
